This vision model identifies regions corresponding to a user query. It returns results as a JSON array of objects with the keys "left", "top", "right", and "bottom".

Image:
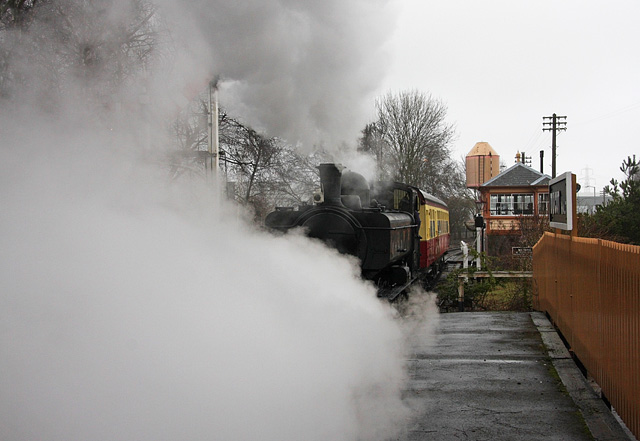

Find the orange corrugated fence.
[{"left": 533, "top": 232, "right": 640, "bottom": 439}]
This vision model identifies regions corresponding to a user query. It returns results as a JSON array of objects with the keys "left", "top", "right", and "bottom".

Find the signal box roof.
[{"left": 481, "top": 162, "right": 551, "bottom": 187}]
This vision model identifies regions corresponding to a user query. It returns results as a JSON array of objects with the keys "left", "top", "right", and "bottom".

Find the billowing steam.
[
  {"left": 1, "top": 129, "right": 408, "bottom": 440},
  {"left": 0, "top": 1, "right": 411, "bottom": 440},
  {"left": 0, "top": 90, "right": 408, "bottom": 441},
  {"left": 159, "top": 0, "right": 396, "bottom": 149}
]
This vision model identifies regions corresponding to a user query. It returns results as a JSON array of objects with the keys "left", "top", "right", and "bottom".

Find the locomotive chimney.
[{"left": 318, "top": 163, "right": 345, "bottom": 206}]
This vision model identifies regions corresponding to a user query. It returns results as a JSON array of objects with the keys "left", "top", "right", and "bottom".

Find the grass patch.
[
  {"left": 436, "top": 270, "right": 533, "bottom": 312},
  {"left": 481, "top": 279, "right": 533, "bottom": 311}
]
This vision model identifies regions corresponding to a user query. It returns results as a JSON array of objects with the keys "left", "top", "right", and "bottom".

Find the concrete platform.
[{"left": 397, "top": 311, "right": 633, "bottom": 441}]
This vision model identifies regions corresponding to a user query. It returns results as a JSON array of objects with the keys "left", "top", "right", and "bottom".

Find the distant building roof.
[
  {"left": 577, "top": 194, "right": 614, "bottom": 214},
  {"left": 467, "top": 142, "right": 498, "bottom": 157},
  {"left": 481, "top": 162, "right": 550, "bottom": 188}
]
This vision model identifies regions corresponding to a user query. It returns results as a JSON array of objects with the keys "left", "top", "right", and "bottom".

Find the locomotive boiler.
[{"left": 265, "top": 163, "right": 449, "bottom": 299}]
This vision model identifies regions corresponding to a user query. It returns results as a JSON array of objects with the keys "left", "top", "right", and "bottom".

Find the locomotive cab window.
[{"left": 393, "top": 189, "right": 412, "bottom": 212}]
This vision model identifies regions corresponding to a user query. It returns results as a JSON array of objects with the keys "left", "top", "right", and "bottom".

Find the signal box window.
[{"left": 490, "top": 193, "right": 534, "bottom": 216}]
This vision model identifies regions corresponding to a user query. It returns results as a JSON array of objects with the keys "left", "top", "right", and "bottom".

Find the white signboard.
[{"left": 549, "top": 172, "right": 574, "bottom": 230}]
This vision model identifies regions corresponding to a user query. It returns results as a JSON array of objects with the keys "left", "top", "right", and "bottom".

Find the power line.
[
  {"left": 573, "top": 100, "right": 640, "bottom": 126},
  {"left": 522, "top": 126, "right": 544, "bottom": 153}
]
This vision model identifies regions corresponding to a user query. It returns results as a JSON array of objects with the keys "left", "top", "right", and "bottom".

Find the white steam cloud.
[
  {"left": 159, "top": 0, "right": 396, "bottom": 149},
  {"left": 0, "top": 101, "right": 408, "bottom": 441},
  {"left": 0, "top": 1, "right": 410, "bottom": 440}
]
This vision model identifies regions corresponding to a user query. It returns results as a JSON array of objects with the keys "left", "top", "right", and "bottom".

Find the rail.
[{"left": 533, "top": 232, "right": 640, "bottom": 440}]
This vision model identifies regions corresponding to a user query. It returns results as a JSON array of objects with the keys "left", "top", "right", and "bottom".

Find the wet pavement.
[{"left": 397, "top": 311, "right": 633, "bottom": 441}]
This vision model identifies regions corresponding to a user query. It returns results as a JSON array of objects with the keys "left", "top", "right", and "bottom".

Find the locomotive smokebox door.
[{"left": 301, "top": 211, "right": 360, "bottom": 257}]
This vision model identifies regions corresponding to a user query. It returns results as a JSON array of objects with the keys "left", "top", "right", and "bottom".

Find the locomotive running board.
[{"left": 380, "top": 277, "right": 418, "bottom": 302}]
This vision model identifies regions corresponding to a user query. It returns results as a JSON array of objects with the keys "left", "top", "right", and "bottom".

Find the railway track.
[{"left": 442, "top": 245, "right": 464, "bottom": 274}]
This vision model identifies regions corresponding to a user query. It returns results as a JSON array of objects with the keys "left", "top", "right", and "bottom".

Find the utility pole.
[
  {"left": 543, "top": 113, "right": 567, "bottom": 178},
  {"left": 207, "top": 77, "right": 220, "bottom": 178}
]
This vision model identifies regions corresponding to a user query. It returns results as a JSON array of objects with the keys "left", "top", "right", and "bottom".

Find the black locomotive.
[{"left": 265, "top": 163, "right": 449, "bottom": 300}]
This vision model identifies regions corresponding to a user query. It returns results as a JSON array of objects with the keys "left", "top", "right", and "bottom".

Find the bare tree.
[
  {"left": 365, "top": 90, "right": 457, "bottom": 198},
  {"left": 268, "top": 149, "right": 328, "bottom": 207},
  {"left": 223, "top": 120, "right": 279, "bottom": 203},
  {"left": 166, "top": 98, "right": 326, "bottom": 220},
  {"left": 358, "top": 122, "right": 387, "bottom": 181},
  {"left": 0, "top": 0, "right": 159, "bottom": 105},
  {"left": 220, "top": 116, "right": 328, "bottom": 219},
  {"left": 0, "top": 0, "right": 44, "bottom": 29},
  {"left": 3, "top": 0, "right": 327, "bottom": 225},
  {"left": 165, "top": 98, "right": 210, "bottom": 179},
  {"left": 360, "top": 90, "right": 477, "bottom": 239}
]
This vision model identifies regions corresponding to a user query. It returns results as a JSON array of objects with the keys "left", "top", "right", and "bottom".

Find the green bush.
[
  {"left": 436, "top": 252, "right": 499, "bottom": 311},
  {"left": 436, "top": 251, "right": 533, "bottom": 312}
]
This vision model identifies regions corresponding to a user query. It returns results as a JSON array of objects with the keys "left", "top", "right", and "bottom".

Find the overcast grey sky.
[{"left": 381, "top": 0, "right": 640, "bottom": 192}]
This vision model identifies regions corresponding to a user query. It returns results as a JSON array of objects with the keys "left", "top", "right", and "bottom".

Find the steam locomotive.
[{"left": 265, "top": 163, "right": 450, "bottom": 300}]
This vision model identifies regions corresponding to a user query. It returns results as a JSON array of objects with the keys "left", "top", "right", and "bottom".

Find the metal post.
[
  {"left": 476, "top": 227, "right": 482, "bottom": 270},
  {"left": 207, "top": 78, "right": 220, "bottom": 177},
  {"left": 458, "top": 276, "right": 465, "bottom": 312},
  {"left": 461, "top": 241, "right": 469, "bottom": 269},
  {"left": 459, "top": 242, "right": 469, "bottom": 312},
  {"left": 551, "top": 114, "right": 557, "bottom": 178},
  {"left": 207, "top": 83, "right": 212, "bottom": 167},
  {"left": 474, "top": 214, "right": 484, "bottom": 269}
]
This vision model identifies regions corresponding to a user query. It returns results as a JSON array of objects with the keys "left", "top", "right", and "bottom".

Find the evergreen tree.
[{"left": 585, "top": 156, "right": 640, "bottom": 244}]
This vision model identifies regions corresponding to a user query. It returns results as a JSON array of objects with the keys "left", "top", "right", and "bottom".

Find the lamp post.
[{"left": 474, "top": 197, "right": 485, "bottom": 269}]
